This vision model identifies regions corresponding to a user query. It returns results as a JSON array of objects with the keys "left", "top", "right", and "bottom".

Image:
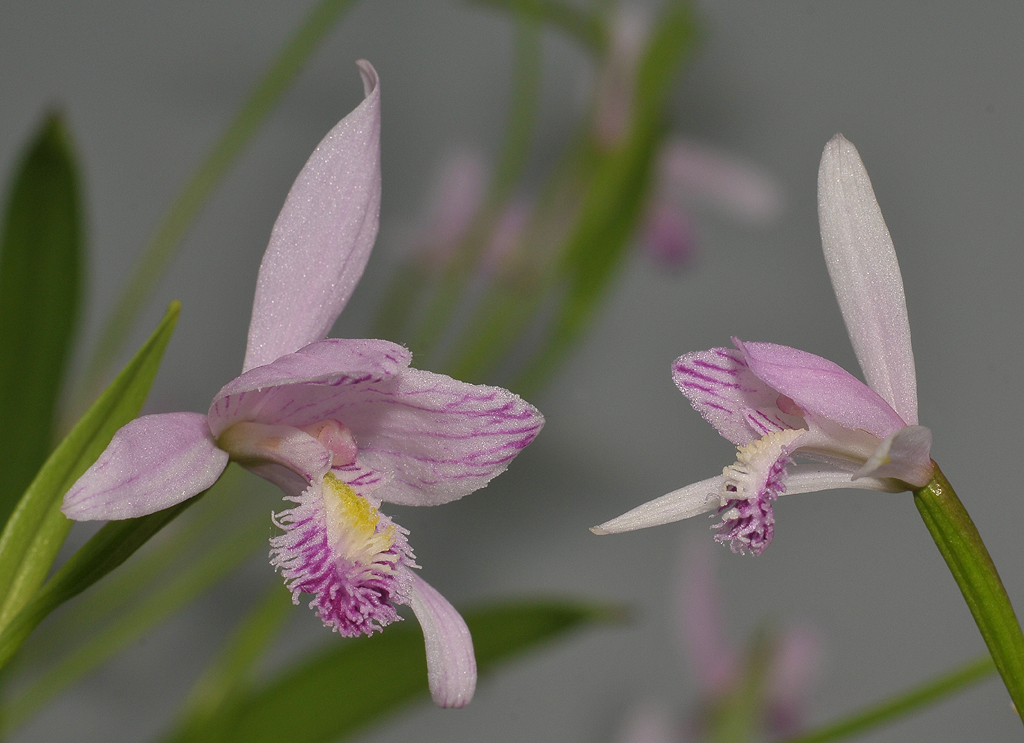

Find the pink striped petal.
[
  {"left": 62, "top": 412, "right": 228, "bottom": 520},
  {"left": 818, "top": 135, "right": 918, "bottom": 425},
  {"left": 739, "top": 340, "right": 907, "bottom": 439},
  {"left": 243, "top": 61, "right": 382, "bottom": 372},
  {"left": 209, "top": 339, "right": 411, "bottom": 437},
  {"left": 672, "top": 347, "right": 803, "bottom": 446},
  {"left": 408, "top": 574, "right": 476, "bottom": 708},
  {"left": 337, "top": 369, "right": 544, "bottom": 507}
]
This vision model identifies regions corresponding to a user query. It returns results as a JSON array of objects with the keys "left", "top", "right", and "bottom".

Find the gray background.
[{"left": 3, "top": 1, "right": 1024, "bottom": 741}]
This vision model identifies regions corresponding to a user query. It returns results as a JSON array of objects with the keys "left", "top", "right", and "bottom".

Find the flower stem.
[{"left": 913, "top": 462, "right": 1024, "bottom": 720}]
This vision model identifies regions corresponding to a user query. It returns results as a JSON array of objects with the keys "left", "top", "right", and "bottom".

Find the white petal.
[
  {"left": 818, "top": 134, "right": 918, "bottom": 425},
  {"left": 408, "top": 574, "right": 476, "bottom": 708},
  {"left": 852, "top": 425, "right": 933, "bottom": 487},
  {"left": 785, "top": 462, "right": 903, "bottom": 494},
  {"left": 590, "top": 475, "right": 724, "bottom": 535}
]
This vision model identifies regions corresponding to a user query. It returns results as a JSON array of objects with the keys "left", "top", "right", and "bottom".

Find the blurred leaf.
[
  {"left": 0, "top": 302, "right": 179, "bottom": 643},
  {"left": 165, "top": 600, "right": 623, "bottom": 743},
  {"left": 469, "top": 0, "right": 608, "bottom": 54},
  {"left": 0, "top": 503, "right": 266, "bottom": 731},
  {"left": 169, "top": 584, "right": 295, "bottom": 741},
  {"left": 515, "top": 0, "right": 699, "bottom": 392},
  {"left": 0, "top": 114, "right": 83, "bottom": 530}
]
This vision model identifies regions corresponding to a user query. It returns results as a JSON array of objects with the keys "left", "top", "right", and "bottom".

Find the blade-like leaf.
[
  {"left": 0, "top": 501, "right": 267, "bottom": 728},
  {"left": 165, "top": 600, "right": 623, "bottom": 743},
  {"left": 0, "top": 302, "right": 180, "bottom": 638},
  {"left": 0, "top": 113, "right": 83, "bottom": 530}
]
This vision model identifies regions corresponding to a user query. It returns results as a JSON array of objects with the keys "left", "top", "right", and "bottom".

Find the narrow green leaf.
[
  {"left": 0, "top": 113, "right": 83, "bottom": 530},
  {"left": 779, "top": 655, "right": 996, "bottom": 743},
  {"left": 165, "top": 600, "right": 622, "bottom": 743},
  {"left": 0, "top": 302, "right": 179, "bottom": 636},
  {"left": 913, "top": 464, "right": 1024, "bottom": 721},
  {"left": 76, "top": 0, "right": 357, "bottom": 409},
  {"left": 0, "top": 505, "right": 266, "bottom": 730}
]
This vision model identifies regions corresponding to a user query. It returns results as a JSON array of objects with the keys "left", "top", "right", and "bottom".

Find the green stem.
[
  {"left": 74, "top": 0, "right": 356, "bottom": 411},
  {"left": 913, "top": 463, "right": 1024, "bottom": 720},
  {"left": 777, "top": 655, "right": 996, "bottom": 743}
]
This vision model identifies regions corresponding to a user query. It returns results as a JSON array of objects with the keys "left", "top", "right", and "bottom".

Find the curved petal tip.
[
  {"left": 408, "top": 574, "right": 476, "bottom": 708},
  {"left": 243, "top": 61, "right": 383, "bottom": 372}
]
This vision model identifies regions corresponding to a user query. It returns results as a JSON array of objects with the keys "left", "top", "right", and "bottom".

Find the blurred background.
[{"left": 3, "top": 1, "right": 1024, "bottom": 740}]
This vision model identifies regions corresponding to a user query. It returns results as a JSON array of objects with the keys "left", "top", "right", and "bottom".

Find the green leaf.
[
  {"left": 0, "top": 499, "right": 267, "bottom": 730},
  {"left": 0, "top": 113, "right": 83, "bottom": 530},
  {"left": 913, "top": 464, "right": 1024, "bottom": 723},
  {"left": 164, "top": 600, "right": 622, "bottom": 743},
  {"left": 0, "top": 302, "right": 179, "bottom": 640},
  {"left": 778, "top": 655, "right": 995, "bottom": 743}
]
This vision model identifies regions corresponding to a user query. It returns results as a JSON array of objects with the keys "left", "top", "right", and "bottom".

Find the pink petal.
[
  {"left": 62, "top": 412, "right": 228, "bottom": 520},
  {"left": 408, "top": 574, "right": 476, "bottom": 708},
  {"left": 853, "top": 424, "right": 933, "bottom": 487},
  {"left": 417, "top": 151, "right": 487, "bottom": 268},
  {"left": 320, "top": 369, "right": 544, "bottom": 507},
  {"left": 639, "top": 201, "right": 698, "bottom": 271},
  {"left": 243, "top": 61, "right": 382, "bottom": 372},
  {"left": 658, "top": 140, "right": 784, "bottom": 222},
  {"left": 671, "top": 347, "right": 804, "bottom": 446},
  {"left": 739, "top": 340, "right": 907, "bottom": 439},
  {"left": 614, "top": 704, "right": 676, "bottom": 743},
  {"left": 216, "top": 421, "right": 332, "bottom": 495},
  {"left": 590, "top": 475, "right": 724, "bottom": 535},
  {"left": 677, "top": 544, "right": 738, "bottom": 697},
  {"left": 818, "top": 134, "right": 918, "bottom": 425},
  {"left": 209, "top": 339, "right": 411, "bottom": 437},
  {"left": 765, "top": 624, "right": 823, "bottom": 735}
]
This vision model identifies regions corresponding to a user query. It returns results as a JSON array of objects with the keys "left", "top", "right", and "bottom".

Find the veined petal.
[
  {"left": 209, "top": 338, "right": 411, "bottom": 437},
  {"left": 672, "top": 347, "right": 803, "bottom": 446},
  {"left": 62, "top": 412, "right": 228, "bottom": 520},
  {"left": 408, "top": 573, "right": 476, "bottom": 708},
  {"left": 739, "top": 340, "right": 906, "bottom": 438},
  {"left": 818, "top": 134, "right": 918, "bottom": 425},
  {"left": 590, "top": 475, "right": 724, "bottom": 535},
  {"left": 243, "top": 61, "right": 382, "bottom": 372},
  {"left": 853, "top": 424, "right": 933, "bottom": 487},
  {"left": 326, "top": 369, "right": 544, "bottom": 507}
]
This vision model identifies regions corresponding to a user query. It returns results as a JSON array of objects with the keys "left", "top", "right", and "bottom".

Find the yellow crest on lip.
[{"left": 322, "top": 472, "right": 395, "bottom": 561}]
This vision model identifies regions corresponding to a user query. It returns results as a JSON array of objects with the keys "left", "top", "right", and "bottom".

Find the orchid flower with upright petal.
[
  {"left": 62, "top": 61, "right": 544, "bottom": 708},
  {"left": 593, "top": 134, "right": 931, "bottom": 554}
]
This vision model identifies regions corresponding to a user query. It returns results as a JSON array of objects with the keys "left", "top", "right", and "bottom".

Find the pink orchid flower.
[
  {"left": 593, "top": 134, "right": 932, "bottom": 554},
  {"left": 62, "top": 61, "right": 544, "bottom": 708}
]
